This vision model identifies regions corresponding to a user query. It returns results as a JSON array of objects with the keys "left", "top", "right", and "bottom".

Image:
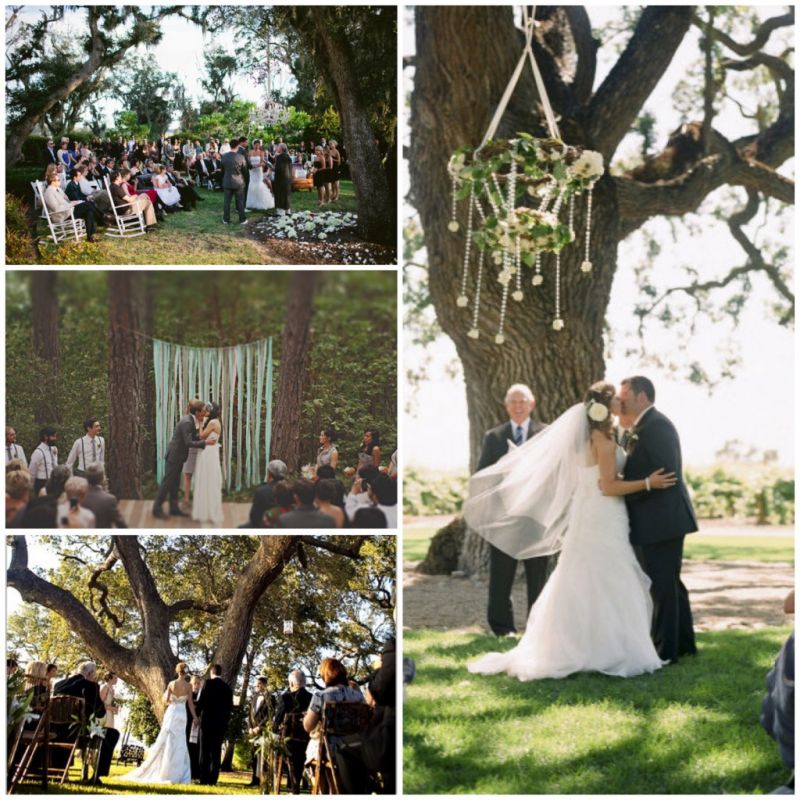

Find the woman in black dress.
[{"left": 312, "top": 145, "right": 328, "bottom": 207}]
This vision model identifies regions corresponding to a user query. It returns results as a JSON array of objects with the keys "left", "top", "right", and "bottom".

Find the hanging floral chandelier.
[{"left": 447, "top": 7, "right": 605, "bottom": 341}]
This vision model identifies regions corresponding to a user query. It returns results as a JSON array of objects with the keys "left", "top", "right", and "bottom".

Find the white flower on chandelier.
[
  {"left": 497, "top": 269, "right": 514, "bottom": 286},
  {"left": 586, "top": 400, "right": 609, "bottom": 422},
  {"left": 567, "top": 150, "right": 604, "bottom": 182}
]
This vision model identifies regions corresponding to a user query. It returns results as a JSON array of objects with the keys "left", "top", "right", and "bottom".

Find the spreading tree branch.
[
  {"left": 300, "top": 535, "right": 368, "bottom": 560},
  {"left": 168, "top": 598, "right": 230, "bottom": 615},
  {"left": 87, "top": 542, "right": 123, "bottom": 628},
  {"left": 690, "top": 9, "right": 794, "bottom": 56},
  {"left": 563, "top": 7, "right": 596, "bottom": 107}
]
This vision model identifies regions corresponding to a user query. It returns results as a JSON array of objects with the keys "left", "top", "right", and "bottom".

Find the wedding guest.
[
  {"left": 66, "top": 166, "right": 108, "bottom": 219},
  {"left": 358, "top": 429, "right": 382, "bottom": 470},
  {"left": 165, "top": 165, "right": 203, "bottom": 209},
  {"left": 6, "top": 466, "right": 31, "bottom": 527},
  {"left": 273, "top": 143, "right": 293, "bottom": 216},
  {"left": 46, "top": 663, "right": 58, "bottom": 684},
  {"left": 276, "top": 480, "right": 336, "bottom": 529},
  {"left": 152, "top": 164, "right": 182, "bottom": 209},
  {"left": 245, "top": 459, "right": 288, "bottom": 528},
  {"left": 109, "top": 170, "right": 157, "bottom": 229},
  {"left": 328, "top": 140, "right": 342, "bottom": 202},
  {"left": 44, "top": 137, "right": 59, "bottom": 167},
  {"left": 66, "top": 417, "right": 105, "bottom": 477},
  {"left": 273, "top": 670, "right": 312, "bottom": 794},
  {"left": 82, "top": 463, "right": 127, "bottom": 528},
  {"left": 303, "top": 658, "right": 364, "bottom": 790},
  {"left": 247, "top": 676, "right": 272, "bottom": 786},
  {"left": 388, "top": 450, "right": 398, "bottom": 479},
  {"left": 20, "top": 495, "right": 58, "bottom": 528},
  {"left": 44, "top": 464, "right": 71, "bottom": 500},
  {"left": 315, "top": 465, "right": 346, "bottom": 507},
  {"left": 7, "top": 657, "right": 19, "bottom": 677},
  {"left": 42, "top": 168, "right": 98, "bottom": 240},
  {"left": 58, "top": 476, "right": 96, "bottom": 528},
  {"left": 316, "top": 480, "right": 345, "bottom": 528},
  {"left": 29, "top": 427, "right": 59, "bottom": 495},
  {"left": 99, "top": 671, "right": 120, "bottom": 731},
  {"left": 352, "top": 506, "right": 388, "bottom": 529},
  {"left": 264, "top": 482, "right": 295, "bottom": 527},
  {"left": 345, "top": 473, "right": 397, "bottom": 527},
  {"left": 316, "top": 429, "right": 338, "bottom": 472},
  {"left": 344, "top": 465, "right": 379, "bottom": 518},
  {"left": 6, "top": 427, "right": 27, "bottom": 466},
  {"left": 312, "top": 146, "right": 328, "bottom": 206}
]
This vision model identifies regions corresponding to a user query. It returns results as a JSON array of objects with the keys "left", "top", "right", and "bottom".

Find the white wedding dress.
[
  {"left": 468, "top": 442, "right": 666, "bottom": 680},
  {"left": 246, "top": 156, "right": 275, "bottom": 210},
  {"left": 192, "top": 432, "right": 223, "bottom": 525},
  {"left": 118, "top": 695, "right": 191, "bottom": 784}
]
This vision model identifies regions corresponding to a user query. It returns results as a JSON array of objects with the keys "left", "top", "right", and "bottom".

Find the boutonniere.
[{"left": 626, "top": 428, "right": 639, "bottom": 454}]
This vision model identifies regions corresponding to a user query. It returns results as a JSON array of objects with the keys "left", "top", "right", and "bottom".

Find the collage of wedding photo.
[{"left": 4, "top": 2, "right": 796, "bottom": 798}]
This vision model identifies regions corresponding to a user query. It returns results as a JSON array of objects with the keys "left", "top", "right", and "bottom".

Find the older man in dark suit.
[
  {"left": 81, "top": 464, "right": 127, "bottom": 527},
  {"left": 476, "top": 383, "right": 549, "bottom": 636}
]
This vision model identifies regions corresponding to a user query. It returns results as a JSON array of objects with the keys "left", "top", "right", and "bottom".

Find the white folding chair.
[
  {"left": 103, "top": 175, "right": 146, "bottom": 238},
  {"left": 32, "top": 181, "right": 87, "bottom": 245}
]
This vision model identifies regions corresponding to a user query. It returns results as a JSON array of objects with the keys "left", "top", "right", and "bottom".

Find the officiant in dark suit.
[
  {"left": 152, "top": 399, "right": 207, "bottom": 518},
  {"left": 476, "top": 384, "right": 548, "bottom": 636},
  {"left": 195, "top": 664, "right": 233, "bottom": 786},
  {"left": 220, "top": 139, "right": 248, "bottom": 224},
  {"left": 621, "top": 375, "right": 698, "bottom": 663}
]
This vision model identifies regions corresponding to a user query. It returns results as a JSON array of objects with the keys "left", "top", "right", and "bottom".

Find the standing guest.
[
  {"left": 276, "top": 480, "right": 336, "bottom": 529},
  {"left": 244, "top": 459, "right": 288, "bottom": 528},
  {"left": 315, "top": 480, "right": 345, "bottom": 528},
  {"left": 6, "top": 427, "right": 27, "bottom": 466},
  {"left": 29, "top": 426, "right": 59, "bottom": 495},
  {"left": 328, "top": 140, "right": 342, "bottom": 202},
  {"left": 247, "top": 676, "right": 272, "bottom": 786},
  {"left": 44, "top": 138, "right": 59, "bottom": 167},
  {"left": 57, "top": 476, "right": 96, "bottom": 528},
  {"left": 220, "top": 138, "right": 248, "bottom": 225},
  {"left": 66, "top": 417, "right": 105, "bottom": 477},
  {"left": 82, "top": 463, "right": 127, "bottom": 528},
  {"left": 311, "top": 146, "right": 328, "bottom": 206},
  {"left": 56, "top": 138, "right": 71, "bottom": 167},
  {"left": 272, "top": 143, "right": 293, "bottom": 216},
  {"left": 272, "top": 670, "right": 312, "bottom": 794},
  {"left": 163, "top": 138, "right": 175, "bottom": 168},
  {"left": 109, "top": 170, "right": 157, "bottom": 230},
  {"left": 6, "top": 467, "right": 31, "bottom": 527},
  {"left": 316, "top": 429, "right": 338, "bottom": 472},
  {"left": 42, "top": 169, "right": 97, "bottom": 240},
  {"left": 99, "top": 672, "right": 120, "bottom": 731},
  {"left": 358, "top": 429, "right": 382, "bottom": 470}
]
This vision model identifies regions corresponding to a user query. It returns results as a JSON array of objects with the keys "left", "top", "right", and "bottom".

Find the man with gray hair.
[
  {"left": 475, "top": 383, "right": 549, "bottom": 637},
  {"left": 58, "top": 476, "right": 96, "bottom": 529},
  {"left": 244, "top": 459, "right": 288, "bottom": 528},
  {"left": 272, "top": 669, "right": 312, "bottom": 793},
  {"left": 81, "top": 463, "right": 127, "bottom": 528}
]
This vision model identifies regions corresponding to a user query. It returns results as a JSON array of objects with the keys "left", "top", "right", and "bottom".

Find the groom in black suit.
[
  {"left": 621, "top": 375, "right": 698, "bottom": 663},
  {"left": 476, "top": 384, "right": 548, "bottom": 636},
  {"left": 152, "top": 399, "right": 207, "bottom": 518},
  {"left": 195, "top": 664, "right": 234, "bottom": 786}
]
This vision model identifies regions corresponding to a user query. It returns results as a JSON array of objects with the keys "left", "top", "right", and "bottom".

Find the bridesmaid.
[
  {"left": 316, "top": 428, "right": 339, "bottom": 473},
  {"left": 357, "top": 428, "right": 381, "bottom": 470}
]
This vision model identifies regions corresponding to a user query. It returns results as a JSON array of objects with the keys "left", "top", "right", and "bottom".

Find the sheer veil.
[{"left": 463, "top": 403, "right": 590, "bottom": 559}]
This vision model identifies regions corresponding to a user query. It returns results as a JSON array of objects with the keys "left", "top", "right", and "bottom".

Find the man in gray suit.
[
  {"left": 221, "top": 138, "right": 248, "bottom": 224},
  {"left": 82, "top": 463, "right": 127, "bottom": 527},
  {"left": 152, "top": 399, "right": 207, "bottom": 518}
]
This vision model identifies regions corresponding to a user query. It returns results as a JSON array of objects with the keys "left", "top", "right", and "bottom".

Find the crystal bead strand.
[
  {"left": 513, "top": 237, "right": 523, "bottom": 301},
  {"left": 495, "top": 277, "right": 510, "bottom": 344},
  {"left": 581, "top": 184, "right": 594, "bottom": 272},
  {"left": 532, "top": 252, "right": 543, "bottom": 286},
  {"left": 568, "top": 193, "right": 576, "bottom": 242},
  {"left": 448, "top": 174, "right": 459, "bottom": 232},
  {"left": 456, "top": 186, "right": 475, "bottom": 307},
  {"left": 552, "top": 251, "right": 564, "bottom": 330},
  {"left": 538, "top": 181, "right": 554, "bottom": 212},
  {"left": 467, "top": 201, "right": 488, "bottom": 338}
]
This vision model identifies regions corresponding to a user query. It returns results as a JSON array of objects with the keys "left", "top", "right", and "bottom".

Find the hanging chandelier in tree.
[{"left": 447, "top": 6, "right": 605, "bottom": 341}]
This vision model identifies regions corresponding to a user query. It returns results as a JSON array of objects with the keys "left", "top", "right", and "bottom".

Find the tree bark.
[
  {"left": 298, "top": 8, "right": 394, "bottom": 245},
  {"left": 142, "top": 275, "right": 156, "bottom": 478},
  {"left": 30, "top": 271, "right": 61, "bottom": 424},
  {"left": 270, "top": 273, "right": 316, "bottom": 472},
  {"left": 107, "top": 272, "right": 146, "bottom": 499}
]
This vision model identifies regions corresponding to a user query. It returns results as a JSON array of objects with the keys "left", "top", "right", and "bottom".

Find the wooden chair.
[
  {"left": 31, "top": 180, "right": 87, "bottom": 245},
  {"left": 103, "top": 175, "right": 146, "bottom": 238},
  {"left": 311, "top": 701, "right": 372, "bottom": 795},
  {"left": 273, "top": 711, "right": 309, "bottom": 794},
  {"left": 7, "top": 678, "right": 50, "bottom": 793}
]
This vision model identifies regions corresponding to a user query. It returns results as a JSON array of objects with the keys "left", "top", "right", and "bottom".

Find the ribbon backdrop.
[{"left": 153, "top": 338, "right": 274, "bottom": 492}]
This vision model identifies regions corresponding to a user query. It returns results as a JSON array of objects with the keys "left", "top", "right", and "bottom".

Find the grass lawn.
[
  {"left": 7, "top": 165, "right": 359, "bottom": 265},
  {"left": 403, "top": 526, "right": 795, "bottom": 564},
  {"left": 13, "top": 763, "right": 256, "bottom": 794},
  {"left": 403, "top": 626, "right": 793, "bottom": 794}
]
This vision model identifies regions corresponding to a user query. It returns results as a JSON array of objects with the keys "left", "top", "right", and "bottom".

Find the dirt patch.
[{"left": 403, "top": 558, "right": 794, "bottom": 633}]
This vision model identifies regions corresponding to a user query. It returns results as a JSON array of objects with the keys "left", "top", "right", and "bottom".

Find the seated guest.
[
  {"left": 44, "top": 464, "right": 72, "bottom": 501},
  {"left": 152, "top": 164, "right": 182, "bottom": 209},
  {"left": 345, "top": 472, "right": 397, "bottom": 528},
  {"left": 108, "top": 170, "right": 157, "bottom": 230},
  {"left": 315, "top": 465, "right": 345, "bottom": 507},
  {"left": 303, "top": 658, "right": 364, "bottom": 790},
  {"left": 24, "top": 660, "right": 51, "bottom": 708},
  {"left": 388, "top": 451, "right": 398, "bottom": 479},
  {"left": 273, "top": 670, "right": 312, "bottom": 794},
  {"left": 316, "top": 480, "right": 344, "bottom": 528},
  {"left": 343, "top": 465, "right": 379, "bottom": 518},
  {"left": 351, "top": 507, "right": 388, "bottom": 529},
  {"left": 57, "top": 476, "right": 96, "bottom": 528},
  {"left": 54, "top": 661, "right": 120, "bottom": 781},
  {"left": 43, "top": 168, "right": 97, "bottom": 241},
  {"left": 20, "top": 495, "right": 58, "bottom": 528},
  {"left": 124, "top": 172, "right": 161, "bottom": 214},
  {"left": 68, "top": 166, "right": 111, "bottom": 216},
  {"left": 82, "top": 463, "right": 127, "bottom": 528},
  {"left": 244, "top": 459, "right": 288, "bottom": 528},
  {"left": 165, "top": 165, "right": 203, "bottom": 208},
  {"left": 264, "top": 482, "right": 295, "bottom": 527},
  {"left": 276, "top": 480, "right": 336, "bottom": 529},
  {"left": 6, "top": 465, "right": 31, "bottom": 527}
]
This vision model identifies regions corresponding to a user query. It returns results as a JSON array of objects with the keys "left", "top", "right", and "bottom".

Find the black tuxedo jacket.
[
  {"left": 249, "top": 482, "right": 275, "bottom": 527},
  {"left": 623, "top": 407, "right": 698, "bottom": 545},
  {"left": 53, "top": 674, "right": 106, "bottom": 720},
  {"left": 476, "top": 418, "right": 547, "bottom": 471},
  {"left": 195, "top": 676, "right": 233, "bottom": 734},
  {"left": 44, "top": 147, "right": 58, "bottom": 166}
]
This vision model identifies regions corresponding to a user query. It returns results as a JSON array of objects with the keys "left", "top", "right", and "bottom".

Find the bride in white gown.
[
  {"left": 118, "top": 663, "right": 197, "bottom": 784},
  {"left": 465, "top": 382, "right": 674, "bottom": 680},
  {"left": 192, "top": 403, "right": 223, "bottom": 525},
  {"left": 246, "top": 140, "right": 275, "bottom": 210}
]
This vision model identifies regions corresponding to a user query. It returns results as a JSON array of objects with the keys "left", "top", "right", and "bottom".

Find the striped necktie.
[{"left": 514, "top": 425, "right": 524, "bottom": 446}]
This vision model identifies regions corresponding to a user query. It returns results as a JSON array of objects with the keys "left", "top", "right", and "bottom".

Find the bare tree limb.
[
  {"left": 87, "top": 543, "right": 122, "bottom": 628},
  {"left": 300, "top": 535, "right": 368, "bottom": 560},
  {"left": 690, "top": 9, "right": 794, "bottom": 56},
  {"left": 701, "top": 7, "right": 717, "bottom": 153}
]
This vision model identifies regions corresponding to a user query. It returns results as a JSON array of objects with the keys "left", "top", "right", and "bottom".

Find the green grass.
[
  {"left": 403, "top": 527, "right": 794, "bottom": 564},
  {"left": 13, "top": 763, "right": 255, "bottom": 794},
  {"left": 7, "top": 166, "right": 358, "bottom": 265},
  {"left": 403, "top": 626, "right": 793, "bottom": 794}
]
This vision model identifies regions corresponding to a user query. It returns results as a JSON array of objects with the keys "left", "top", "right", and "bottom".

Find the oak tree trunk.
[
  {"left": 270, "top": 273, "right": 316, "bottom": 472},
  {"left": 107, "top": 272, "right": 146, "bottom": 499},
  {"left": 30, "top": 271, "right": 61, "bottom": 424},
  {"left": 142, "top": 275, "right": 156, "bottom": 478}
]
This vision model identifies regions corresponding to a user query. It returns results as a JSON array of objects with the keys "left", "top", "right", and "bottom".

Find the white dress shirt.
[
  {"left": 29, "top": 443, "right": 58, "bottom": 481},
  {"left": 5, "top": 443, "right": 27, "bottom": 466},
  {"left": 509, "top": 417, "right": 531, "bottom": 441},
  {"left": 66, "top": 434, "right": 105, "bottom": 473},
  {"left": 56, "top": 502, "right": 96, "bottom": 529}
]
